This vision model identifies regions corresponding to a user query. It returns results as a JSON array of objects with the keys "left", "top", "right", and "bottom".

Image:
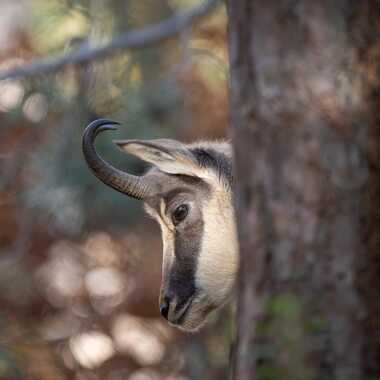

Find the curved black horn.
[{"left": 82, "top": 119, "right": 151, "bottom": 200}]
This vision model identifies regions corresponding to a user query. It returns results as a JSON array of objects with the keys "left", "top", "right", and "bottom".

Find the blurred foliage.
[{"left": 0, "top": 0, "right": 232, "bottom": 379}]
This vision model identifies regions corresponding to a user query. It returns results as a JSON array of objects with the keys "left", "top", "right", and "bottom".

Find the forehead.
[{"left": 143, "top": 169, "right": 210, "bottom": 211}]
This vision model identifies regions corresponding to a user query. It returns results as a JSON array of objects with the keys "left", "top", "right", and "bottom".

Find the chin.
[
  {"left": 171, "top": 298, "right": 220, "bottom": 332},
  {"left": 174, "top": 315, "right": 208, "bottom": 332}
]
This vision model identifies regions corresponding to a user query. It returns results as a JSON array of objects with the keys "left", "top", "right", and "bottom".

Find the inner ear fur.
[{"left": 114, "top": 139, "right": 200, "bottom": 177}]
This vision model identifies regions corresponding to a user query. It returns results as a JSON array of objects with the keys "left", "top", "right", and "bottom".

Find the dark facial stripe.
[{"left": 169, "top": 215, "right": 204, "bottom": 313}]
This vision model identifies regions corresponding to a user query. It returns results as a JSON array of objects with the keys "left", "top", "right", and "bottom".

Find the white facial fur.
[
  {"left": 180, "top": 181, "right": 238, "bottom": 331},
  {"left": 196, "top": 186, "right": 238, "bottom": 306}
]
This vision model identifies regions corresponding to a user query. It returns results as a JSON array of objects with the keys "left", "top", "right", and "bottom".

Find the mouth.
[
  {"left": 167, "top": 293, "right": 220, "bottom": 331},
  {"left": 169, "top": 296, "right": 195, "bottom": 326}
]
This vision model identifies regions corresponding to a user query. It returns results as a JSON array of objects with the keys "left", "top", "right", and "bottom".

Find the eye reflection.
[{"left": 172, "top": 204, "right": 189, "bottom": 225}]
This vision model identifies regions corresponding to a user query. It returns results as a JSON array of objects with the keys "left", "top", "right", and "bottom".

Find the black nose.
[{"left": 160, "top": 296, "right": 171, "bottom": 320}]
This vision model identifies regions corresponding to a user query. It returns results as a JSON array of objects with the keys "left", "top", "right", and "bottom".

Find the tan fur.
[
  {"left": 187, "top": 140, "right": 232, "bottom": 186},
  {"left": 129, "top": 140, "right": 238, "bottom": 331},
  {"left": 146, "top": 174, "right": 238, "bottom": 331},
  {"left": 187, "top": 140, "right": 231, "bottom": 155},
  {"left": 116, "top": 139, "right": 201, "bottom": 177},
  {"left": 193, "top": 185, "right": 238, "bottom": 324},
  {"left": 145, "top": 201, "right": 178, "bottom": 322},
  {"left": 145, "top": 201, "right": 175, "bottom": 272}
]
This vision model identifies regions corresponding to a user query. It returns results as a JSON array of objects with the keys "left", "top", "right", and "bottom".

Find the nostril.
[{"left": 160, "top": 297, "right": 170, "bottom": 320}]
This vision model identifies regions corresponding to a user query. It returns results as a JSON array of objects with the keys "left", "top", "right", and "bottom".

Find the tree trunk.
[{"left": 227, "top": 1, "right": 380, "bottom": 379}]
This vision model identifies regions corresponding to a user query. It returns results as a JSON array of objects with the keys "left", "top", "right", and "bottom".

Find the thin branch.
[{"left": 0, "top": 0, "right": 220, "bottom": 81}]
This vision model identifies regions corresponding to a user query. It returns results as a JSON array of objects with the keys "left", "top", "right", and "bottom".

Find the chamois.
[{"left": 82, "top": 119, "right": 238, "bottom": 331}]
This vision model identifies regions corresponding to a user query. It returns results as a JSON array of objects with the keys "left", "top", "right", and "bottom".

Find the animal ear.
[{"left": 114, "top": 139, "right": 199, "bottom": 176}]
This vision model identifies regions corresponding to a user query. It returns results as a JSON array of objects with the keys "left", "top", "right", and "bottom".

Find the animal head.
[{"left": 82, "top": 119, "right": 238, "bottom": 331}]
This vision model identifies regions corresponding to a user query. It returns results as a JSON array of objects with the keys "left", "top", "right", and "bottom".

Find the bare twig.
[{"left": 0, "top": 0, "right": 220, "bottom": 81}]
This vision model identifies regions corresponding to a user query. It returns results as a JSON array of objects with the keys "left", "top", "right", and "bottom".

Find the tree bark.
[{"left": 227, "top": 1, "right": 380, "bottom": 379}]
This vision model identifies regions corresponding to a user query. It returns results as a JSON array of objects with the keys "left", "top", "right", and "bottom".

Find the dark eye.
[{"left": 172, "top": 204, "right": 189, "bottom": 225}]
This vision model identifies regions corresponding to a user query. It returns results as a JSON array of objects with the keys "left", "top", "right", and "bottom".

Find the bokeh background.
[{"left": 0, "top": 1, "right": 233, "bottom": 379}]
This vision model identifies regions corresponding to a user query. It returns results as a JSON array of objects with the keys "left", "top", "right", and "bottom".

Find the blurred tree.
[{"left": 228, "top": 1, "right": 380, "bottom": 380}]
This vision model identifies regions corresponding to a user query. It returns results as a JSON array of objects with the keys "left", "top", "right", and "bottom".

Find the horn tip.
[{"left": 84, "top": 118, "right": 121, "bottom": 138}]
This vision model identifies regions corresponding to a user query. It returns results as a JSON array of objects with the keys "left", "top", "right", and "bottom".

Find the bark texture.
[{"left": 227, "top": 1, "right": 380, "bottom": 379}]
